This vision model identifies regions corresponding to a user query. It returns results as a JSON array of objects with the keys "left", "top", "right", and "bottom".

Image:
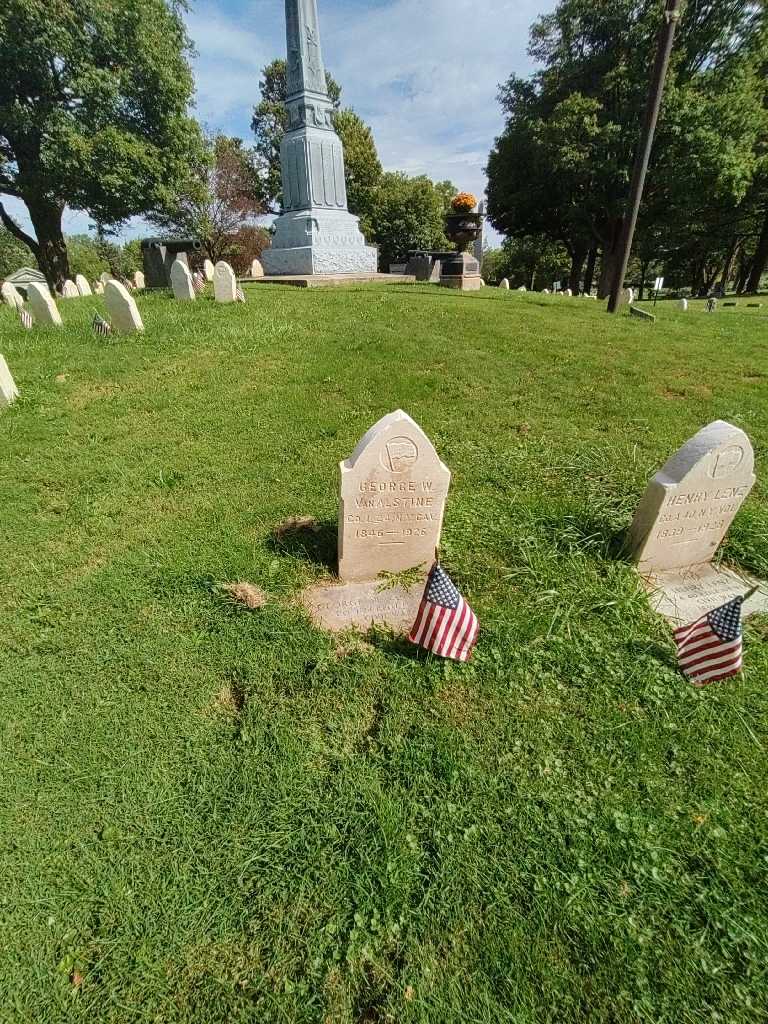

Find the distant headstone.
[
  {"left": 338, "top": 409, "right": 451, "bottom": 582},
  {"left": 60, "top": 279, "right": 79, "bottom": 298},
  {"left": 250, "top": 258, "right": 264, "bottom": 278},
  {"left": 542, "top": 288, "right": 550, "bottom": 294},
  {"left": 213, "top": 261, "right": 237, "bottom": 303},
  {"left": 93, "top": 281, "right": 104, "bottom": 295},
  {"left": 0, "top": 354, "right": 19, "bottom": 408},
  {"left": 75, "top": 274, "right": 92, "bottom": 297},
  {"left": 100, "top": 272, "right": 113, "bottom": 285},
  {"left": 629, "top": 420, "right": 768, "bottom": 623},
  {"left": 518, "top": 285, "right": 527, "bottom": 292},
  {"left": 626, "top": 287, "right": 635, "bottom": 304},
  {"left": 133, "top": 270, "right": 145, "bottom": 290},
  {"left": 678, "top": 298, "right": 688, "bottom": 311},
  {"left": 203, "top": 259, "right": 215, "bottom": 282},
  {"left": 1, "top": 281, "right": 24, "bottom": 309},
  {"left": 479, "top": 280, "right": 486, "bottom": 288},
  {"left": 27, "top": 282, "right": 62, "bottom": 326},
  {"left": 170, "top": 258, "right": 196, "bottom": 301},
  {"left": 630, "top": 305, "right": 655, "bottom": 322},
  {"left": 565, "top": 288, "right": 573, "bottom": 297},
  {"left": 499, "top": 278, "right": 510, "bottom": 290},
  {"left": 104, "top": 280, "right": 144, "bottom": 333}
]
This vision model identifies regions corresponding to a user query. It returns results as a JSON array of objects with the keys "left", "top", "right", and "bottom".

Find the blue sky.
[{"left": 5, "top": 0, "right": 551, "bottom": 245}]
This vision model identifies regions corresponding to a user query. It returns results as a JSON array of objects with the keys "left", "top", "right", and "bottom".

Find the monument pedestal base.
[
  {"left": 439, "top": 251, "right": 482, "bottom": 291},
  {"left": 262, "top": 208, "right": 378, "bottom": 276},
  {"left": 299, "top": 578, "right": 425, "bottom": 633},
  {"left": 640, "top": 564, "right": 768, "bottom": 625}
]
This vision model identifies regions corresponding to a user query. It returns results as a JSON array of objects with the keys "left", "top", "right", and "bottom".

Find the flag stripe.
[
  {"left": 681, "top": 647, "right": 742, "bottom": 675},
  {"left": 679, "top": 634, "right": 738, "bottom": 663},
  {"left": 408, "top": 562, "right": 479, "bottom": 662}
]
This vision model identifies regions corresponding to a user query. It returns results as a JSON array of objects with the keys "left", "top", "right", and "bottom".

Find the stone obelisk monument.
[{"left": 262, "top": 0, "right": 378, "bottom": 276}]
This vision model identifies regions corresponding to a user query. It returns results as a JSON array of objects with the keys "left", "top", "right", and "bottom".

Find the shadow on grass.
[{"left": 268, "top": 516, "right": 338, "bottom": 572}]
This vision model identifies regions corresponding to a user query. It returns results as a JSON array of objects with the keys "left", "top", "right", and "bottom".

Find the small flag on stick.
[
  {"left": 235, "top": 286, "right": 246, "bottom": 303},
  {"left": 673, "top": 591, "right": 752, "bottom": 685},
  {"left": 192, "top": 271, "right": 206, "bottom": 294},
  {"left": 408, "top": 560, "right": 479, "bottom": 662},
  {"left": 92, "top": 311, "right": 112, "bottom": 337},
  {"left": 19, "top": 306, "right": 33, "bottom": 329}
]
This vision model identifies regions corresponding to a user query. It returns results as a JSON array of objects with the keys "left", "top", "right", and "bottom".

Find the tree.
[
  {"left": 149, "top": 133, "right": 264, "bottom": 263},
  {"left": 0, "top": 0, "right": 206, "bottom": 290},
  {"left": 0, "top": 227, "right": 33, "bottom": 280},
  {"left": 487, "top": 0, "right": 768, "bottom": 297},
  {"left": 366, "top": 173, "right": 454, "bottom": 271},
  {"left": 250, "top": 59, "right": 382, "bottom": 226}
]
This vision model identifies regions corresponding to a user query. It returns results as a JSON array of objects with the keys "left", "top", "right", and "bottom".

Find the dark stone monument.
[{"left": 140, "top": 238, "right": 204, "bottom": 289}]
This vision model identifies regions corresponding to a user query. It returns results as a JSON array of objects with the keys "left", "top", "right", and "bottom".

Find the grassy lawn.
[{"left": 1, "top": 284, "right": 767, "bottom": 1023}]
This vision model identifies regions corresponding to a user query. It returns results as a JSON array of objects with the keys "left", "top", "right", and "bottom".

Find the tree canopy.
[
  {"left": 0, "top": 0, "right": 206, "bottom": 288},
  {"left": 486, "top": 0, "right": 768, "bottom": 295}
]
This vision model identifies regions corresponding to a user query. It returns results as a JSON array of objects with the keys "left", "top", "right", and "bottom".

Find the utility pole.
[{"left": 607, "top": 0, "right": 683, "bottom": 313}]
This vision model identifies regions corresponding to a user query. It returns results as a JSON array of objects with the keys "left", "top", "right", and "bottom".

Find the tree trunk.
[
  {"left": 745, "top": 207, "right": 768, "bottom": 294},
  {"left": 719, "top": 237, "right": 739, "bottom": 293},
  {"left": 568, "top": 242, "right": 588, "bottom": 294},
  {"left": 597, "top": 218, "right": 623, "bottom": 299},
  {"left": 638, "top": 258, "right": 649, "bottom": 301},
  {"left": 24, "top": 195, "right": 70, "bottom": 290},
  {"left": 583, "top": 245, "right": 598, "bottom": 295}
]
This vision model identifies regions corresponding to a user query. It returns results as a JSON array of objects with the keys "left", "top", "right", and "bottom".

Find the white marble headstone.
[
  {"left": 250, "top": 258, "right": 264, "bottom": 278},
  {"left": 565, "top": 288, "right": 573, "bottom": 297},
  {"left": 94, "top": 281, "right": 104, "bottom": 295},
  {"left": 170, "top": 259, "right": 196, "bottom": 301},
  {"left": 104, "top": 280, "right": 144, "bottom": 333},
  {"left": 203, "top": 259, "right": 215, "bottom": 282},
  {"left": 338, "top": 410, "right": 451, "bottom": 582},
  {"left": 0, "top": 354, "right": 19, "bottom": 408},
  {"left": 499, "top": 278, "right": 510, "bottom": 290},
  {"left": 629, "top": 420, "right": 767, "bottom": 623},
  {"left": 213, "top": 261, "right": 237, "bottom": 303},
  {"left": 27, "top": 282, "right": 62, "bottom": 326},
  {"left": 75, "top": 274, "right": 92, "bottom": 296},
  {"left": 1, "top": 281, "right": 24, "bottom": 309},
  {"left": 61, "top": 279, "right": 79, "bottom": 298},
  {"left": 133, "top": 270, "right": 145, "bottom": 290},
  {"left": 678, "top": 298, "right": 688, "bottom": 311}
]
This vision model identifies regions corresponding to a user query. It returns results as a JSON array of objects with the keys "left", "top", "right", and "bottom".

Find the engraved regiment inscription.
[
  {"left": 629, "top": 420, "right": 755, "bottom": 572},
  {"left": 338, "top": 410, "right": 451, "bottom": 582}
]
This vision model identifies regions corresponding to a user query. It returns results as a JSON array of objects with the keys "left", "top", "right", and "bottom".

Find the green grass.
[{"left": 1, "top": 284, "right": 767, "bottom": 1023}]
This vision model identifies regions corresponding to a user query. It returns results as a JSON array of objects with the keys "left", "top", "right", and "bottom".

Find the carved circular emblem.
[
  {"left": 382, "top": 436, "right": 419, "bottom": 473},
  {"left": 710, "top": 445, "right": 745, "bottom": 479}
]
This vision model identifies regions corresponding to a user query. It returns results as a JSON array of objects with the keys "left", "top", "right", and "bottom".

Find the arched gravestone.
[
  {"left": 213, "top": 261, "right": 237, "bottom": 303},
  {"left": 203, "top": 259, "right": 215, "bottom": 282},
  {"left": 104, "top": 280, "right": 144, "bottom": 333},
  {"left": 0, "top": 354, "right": 19, "bottom": 408},
  {"left": 1, "top": 281, "right": 24, "bottom": 309},
  {"left": 629, "top": 420, "right": 767, "bottom": 623},
  {"left": 250, "top": 258, "right": 264, "bottom": 278},
  {"left": 499, "top": 278, "right": 510, "bottom": 290},
  {"left": 75, "top": 274, "right": 92, "bottom": 296},
  {"left": 133, "top": 271, "right": 145, "bottom": 290},
  {"left": 170, "top": 259, "right": 196, "bottom": 301},
  {"left": 61, "top": 279, "right": 79, "bottom": 298},
  {"left": 338, "top": 410, "right": 451, "bottom": 582},
  {"left": 27, "top": 283, "right": 62, "bottom": 326}
]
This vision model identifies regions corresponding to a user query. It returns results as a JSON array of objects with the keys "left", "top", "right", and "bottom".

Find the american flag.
[
  {"left": 192, "top": 271, "right": 206, "bottom": 294},
  {"left": 92, "top": 311, "right": 112, "bottom": 337},
  {"left": 235, "top": 286, "right": 246, "bottom": 303},
  {"left": 674, "top": 596, "right": 744, "bottom": 685},
  {"left": 408, "top": 562, "right": 479, "bottom": 662},
  {"left": 19, "top": 306, "right": 33, "bottom": 329}
]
